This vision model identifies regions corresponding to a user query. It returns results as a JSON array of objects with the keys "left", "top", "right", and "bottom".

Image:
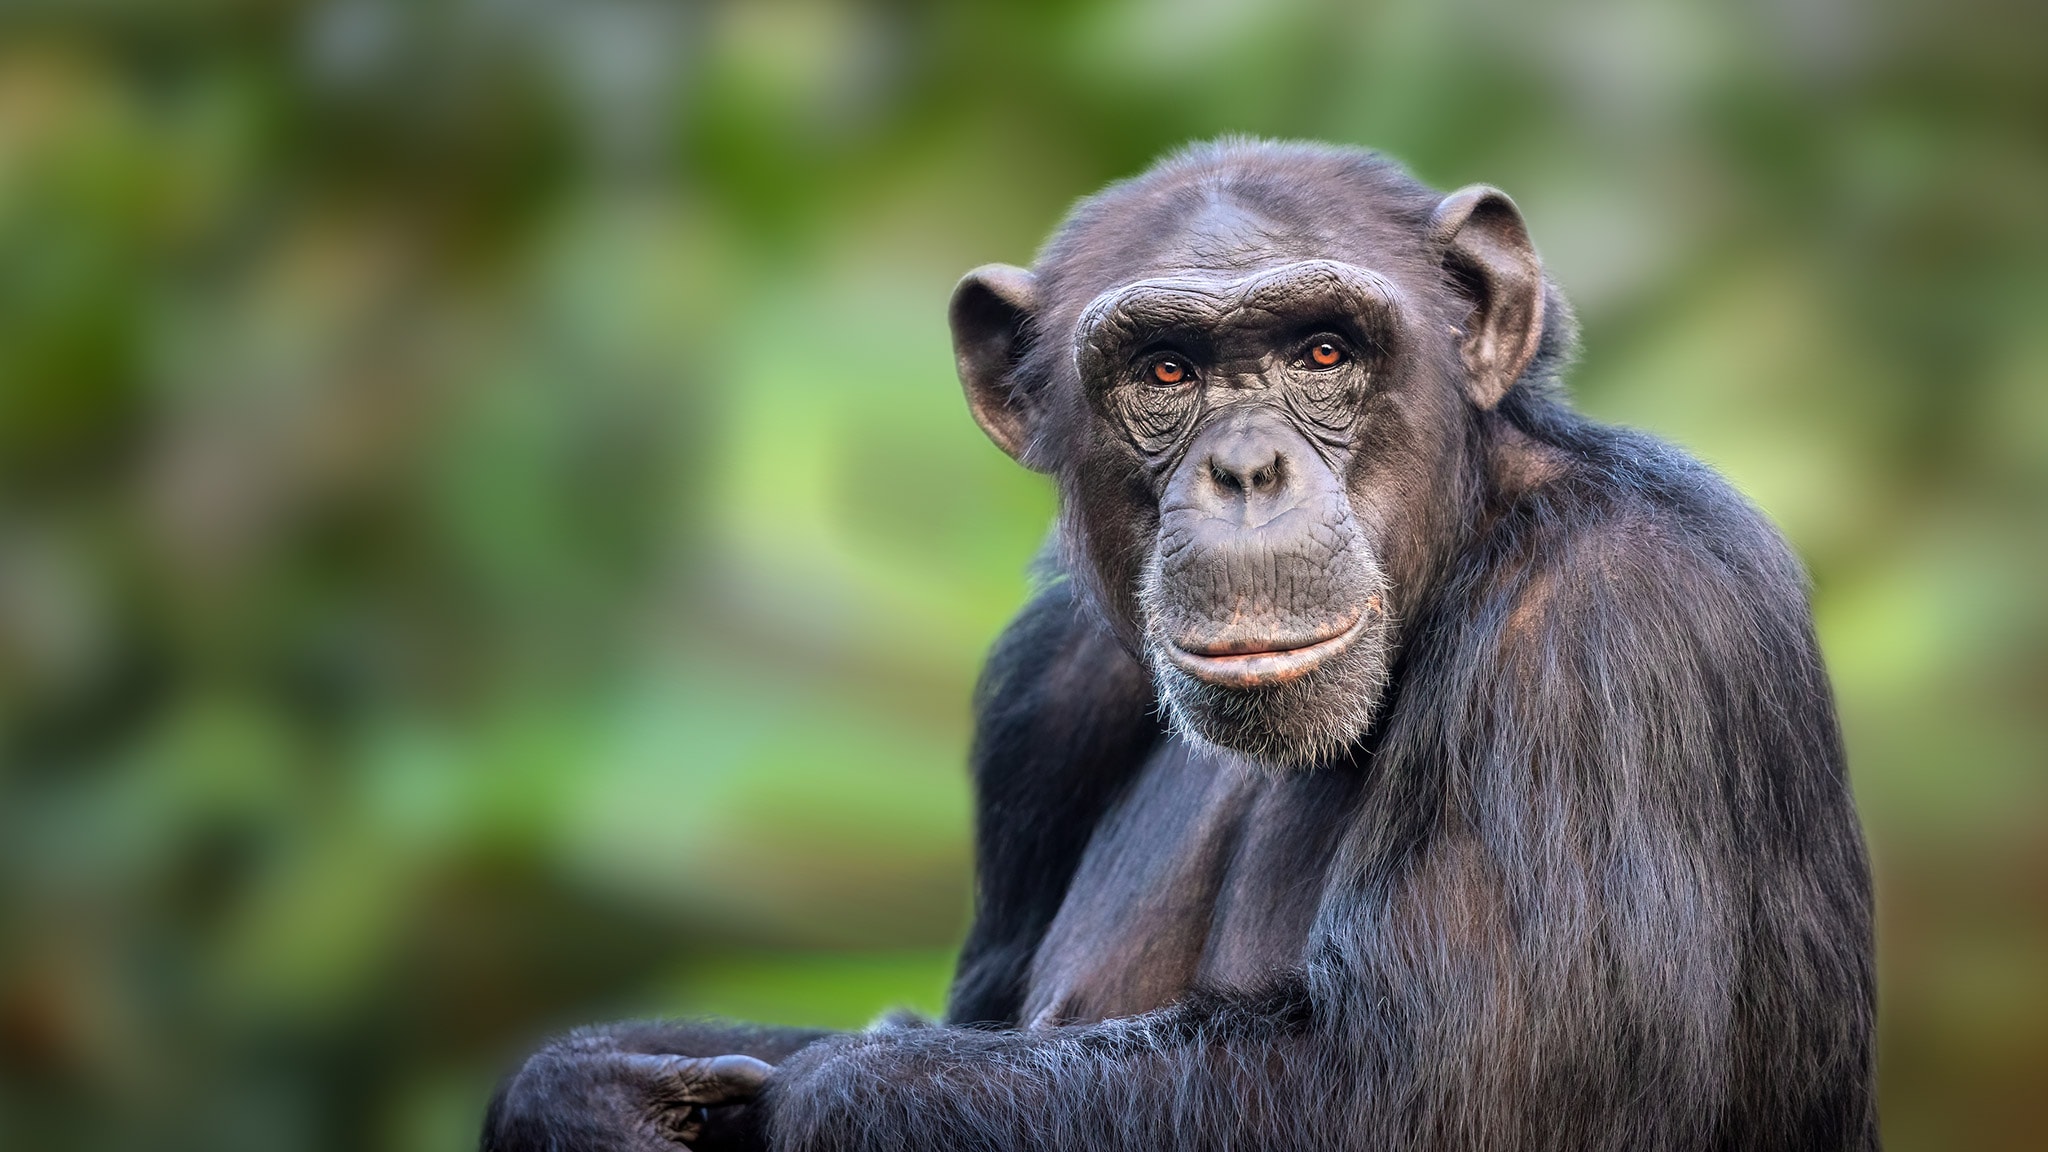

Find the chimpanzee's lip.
[{"left": 1164, "top": 600, "right": 1379, "bottom": 688}]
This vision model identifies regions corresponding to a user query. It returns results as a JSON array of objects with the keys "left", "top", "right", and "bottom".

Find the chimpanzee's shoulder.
[
  {"left": 1525, "top": 419, "right": 1810, "bottom": 608},
  {"left": 967, "top": 570, "right": 1160, "bottom": 840},
  {"left": 973, "top": 579, "right": 1150, "bottom": 740}
]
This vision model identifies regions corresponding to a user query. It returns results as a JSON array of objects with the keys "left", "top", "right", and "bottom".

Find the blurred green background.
[{"left": 0, "top": 1, "right": 2041, "bottom": 1149}]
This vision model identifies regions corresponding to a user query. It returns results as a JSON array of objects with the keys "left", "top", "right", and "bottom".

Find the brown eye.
[
  {"left": 1307, "top": 341, "right": 1346, "bottom": 368},
  {"left": 1150, "top": 358, "right": 1187, "bottom": 385}
]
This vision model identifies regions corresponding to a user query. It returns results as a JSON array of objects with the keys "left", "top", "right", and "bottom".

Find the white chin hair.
[{"left": 1149, "top": 632, "right": 1389, "bottom": 769}]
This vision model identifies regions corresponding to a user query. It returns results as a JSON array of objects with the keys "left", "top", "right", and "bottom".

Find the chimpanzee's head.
[{"left": 950, "top": 141, "right": 1558, "bottom": 767}]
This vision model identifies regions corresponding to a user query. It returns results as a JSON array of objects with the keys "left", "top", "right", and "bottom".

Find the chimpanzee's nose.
[
  {"left": 1185, "top": 410, "right": 1305, "bottom": 519},
  {"left": 1206, "top": 437, "right": 1286, "bottom": 499}
]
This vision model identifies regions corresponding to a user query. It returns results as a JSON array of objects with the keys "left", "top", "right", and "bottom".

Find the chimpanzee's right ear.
[{"left": 949, "top": 264, "right": 1045, "bottom": 469}]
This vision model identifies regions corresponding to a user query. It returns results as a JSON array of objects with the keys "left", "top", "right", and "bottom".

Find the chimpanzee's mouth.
[{"left": 1163, "top": 603, "right": 1378, "bottom": 688}]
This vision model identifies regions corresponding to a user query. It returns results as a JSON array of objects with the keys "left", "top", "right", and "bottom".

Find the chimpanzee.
[{"left": 481, "top": 139, "right": 1877, "bottom": 1152}]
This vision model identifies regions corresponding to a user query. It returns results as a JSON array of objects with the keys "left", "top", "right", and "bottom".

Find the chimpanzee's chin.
[{"left": 1151, "top": 633, "right": 1389, "bottom": 769}]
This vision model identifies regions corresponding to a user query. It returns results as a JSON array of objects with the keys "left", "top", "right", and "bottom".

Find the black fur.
[{"left": 481, "top": 140, "right": 1876, "bottom": 1152}]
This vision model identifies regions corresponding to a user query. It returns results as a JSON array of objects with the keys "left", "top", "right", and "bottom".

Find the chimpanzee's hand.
[
  {"left": 483, "top": 1039, "right": 774, "bottom": 1152},
  {"left": 633, "top": 1054, "right": 773, "bottom": 1146}
]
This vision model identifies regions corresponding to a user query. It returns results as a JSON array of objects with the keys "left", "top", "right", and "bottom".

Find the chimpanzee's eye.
[
  {"left": 1302, "top": 339, "right": 1348, "bottom": 369},
  {"left": 1148, "top": 357, "right": 1190, "bottom": 386}
]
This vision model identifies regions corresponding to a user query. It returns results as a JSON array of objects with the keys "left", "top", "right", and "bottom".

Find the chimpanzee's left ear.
[{"left": 1428, "top": 185, "right": 1545, "bottom": 410}]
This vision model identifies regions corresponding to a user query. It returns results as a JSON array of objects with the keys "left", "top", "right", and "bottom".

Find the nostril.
[
  {"left": 1207, "top": 451, "right": 1288, "bottom": 499},
  {"left": 1251, "top": 453, "right": 1284, "bottom": 492}
]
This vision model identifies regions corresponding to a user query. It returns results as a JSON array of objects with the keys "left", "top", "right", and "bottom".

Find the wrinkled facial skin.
[{"left": 1073, "top": 260, "right": 1412, "bottom": 765}]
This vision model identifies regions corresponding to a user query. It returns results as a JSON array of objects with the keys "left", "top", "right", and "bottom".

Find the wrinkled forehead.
[
  {"left": 1042, "top": 183, "right": 1433, "bottom": 337},
  {"left": 1157, "top": 196, "right": 1325, "bottom": 273},
  {"left": 1087, "top": 194, "right": 1344, "bottom": 283}
]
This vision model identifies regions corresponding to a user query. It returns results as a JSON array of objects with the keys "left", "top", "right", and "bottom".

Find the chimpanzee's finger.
[{"left": 621, "top": 1053, "right": 775, "bottom": 1107}]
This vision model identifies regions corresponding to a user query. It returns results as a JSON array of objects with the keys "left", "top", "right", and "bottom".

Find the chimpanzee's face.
[
  {"left": 950, "top": 164, "right": 1544, "bottom": 767},
  {"left": 1068, "top": 258, "right": 1417, "bottom": 764}
]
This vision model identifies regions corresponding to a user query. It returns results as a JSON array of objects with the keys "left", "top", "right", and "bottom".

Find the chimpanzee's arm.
[{"left": 754, "top": 498, "right": 1874, "bottom": 1152}]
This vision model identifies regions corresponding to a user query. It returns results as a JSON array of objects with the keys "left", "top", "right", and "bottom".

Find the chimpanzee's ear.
[
  {"left": 1428, "top": 185, "right": 1545, "bottom": 410},
  {"left": 949, "top": 264, "right": 1045, "bottom": 468}
]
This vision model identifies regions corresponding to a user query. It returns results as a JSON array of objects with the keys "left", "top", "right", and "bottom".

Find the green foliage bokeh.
[{"left": 0, "top": 2, "right": 2042, "bottom": 1149}]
